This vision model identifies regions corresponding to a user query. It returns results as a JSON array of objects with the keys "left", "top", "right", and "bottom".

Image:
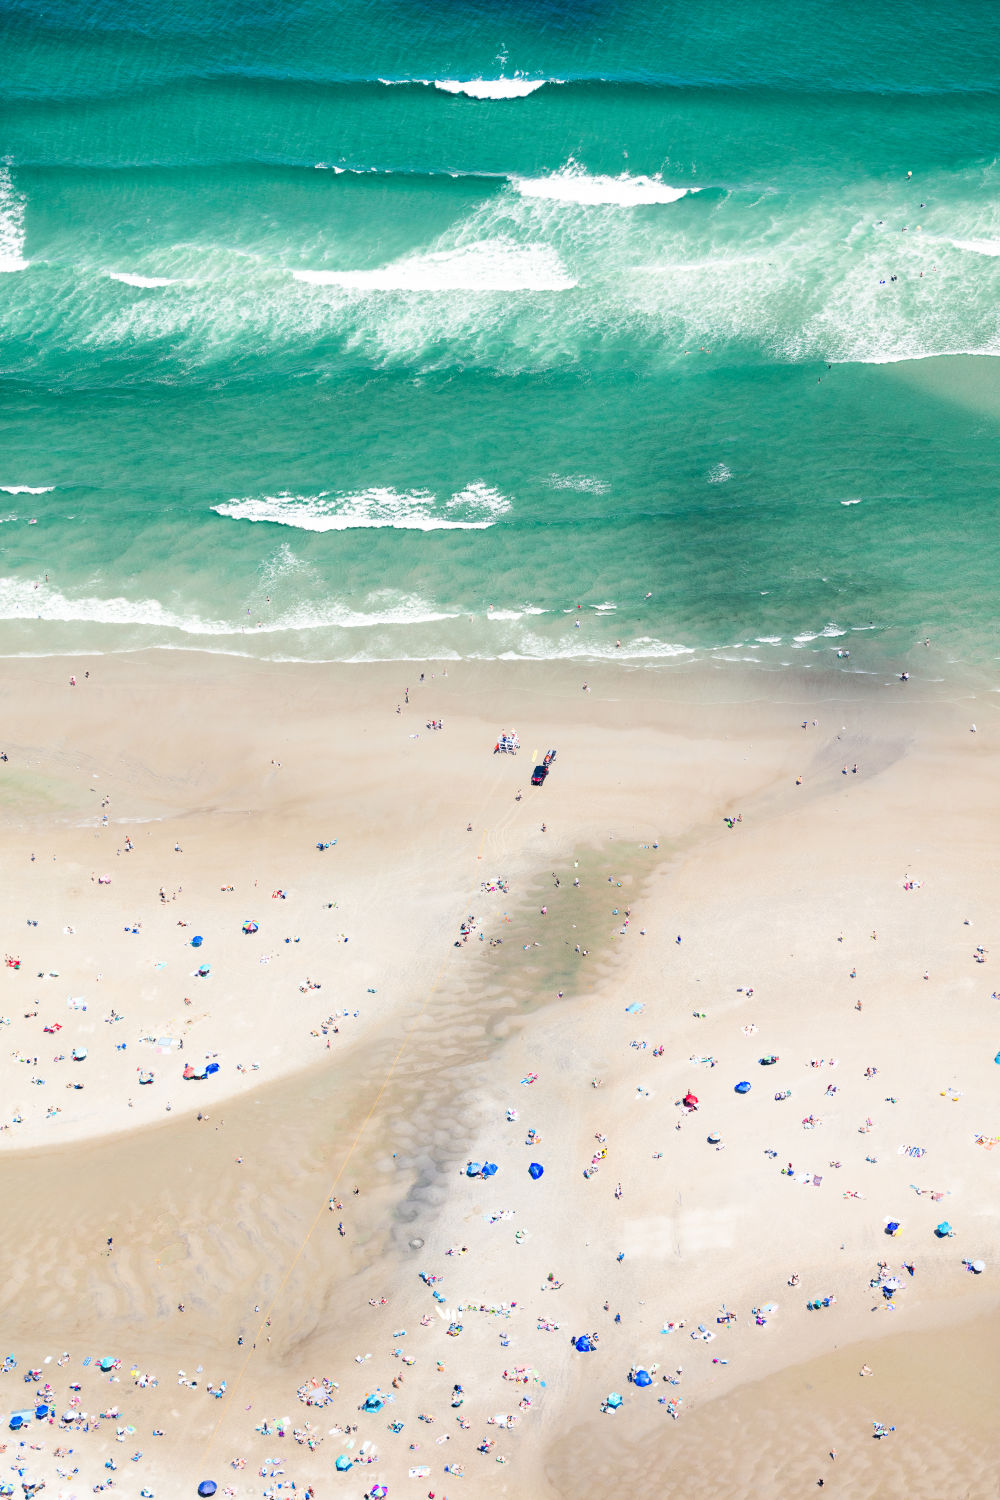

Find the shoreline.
[{"left": 0, "top": 614, "right": 997, "bottom": 701}]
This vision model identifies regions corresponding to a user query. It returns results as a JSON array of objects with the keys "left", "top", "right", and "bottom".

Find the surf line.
[{"left": 197, "top": 759, "right": 509, "bottom": 1471}]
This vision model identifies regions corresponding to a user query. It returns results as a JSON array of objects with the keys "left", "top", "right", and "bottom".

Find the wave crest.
[
  {"left": 431, "top": 77, "right": 552, "bottom": 98},
  {"left": 0, "top": 165, "right": 27, "bottom": 274},
  {"left": 107, "top": 271, "right": 181, "bottom": 288},
  {"left": 512, "top": 163, "right": 693, "bottom": 206},
  {"left": 292, "top": 239, "right": 576, "bottom": 293},
  {"left": 212, "top": 483, "right": 511, "bottom": 531}
]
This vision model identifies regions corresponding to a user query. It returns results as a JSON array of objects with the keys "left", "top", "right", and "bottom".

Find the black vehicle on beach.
[{"left": 531, "top": 748, "right": 557, "bottom": 786}]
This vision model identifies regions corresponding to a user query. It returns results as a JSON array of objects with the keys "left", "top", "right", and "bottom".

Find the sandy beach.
[{"left": 1, "top": 650, "right": 998, "bottom": 1499}]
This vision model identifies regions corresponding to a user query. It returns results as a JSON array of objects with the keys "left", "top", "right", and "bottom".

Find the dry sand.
[{"left": 0, "top": 651, "right": 997, "bottom": 1499}]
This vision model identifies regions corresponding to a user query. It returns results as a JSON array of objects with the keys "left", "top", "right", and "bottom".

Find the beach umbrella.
[
  {"left": 481, "top": 1161, "right": 498, "bottom": 1178},
  {"left": 633, "top": 1369, "right": 653, "bottom": 1388},
  {"left": 99, "top": 1357, "right": 115, "bottom": 1372},
  {"left": 466, "top": 1161, "right": 482, "bottom": 1177},
  {"left": 529, "top": 1162, "right": 544, "bottom": 1179},
  {"left": 335, "top": 1455, "right": 353, "bottom": 1471},
  {"left": 972, "top": 1259, "right": 986, "bottom": 1273},
  {"left": 683, "top": 1092, "right": 698, "bottom": 1108},
  {"left": 191, "top": 936, "right": 203, "bottom": 948},
  {"left": 707, "top": 1132, "right": 721, "bottom": 1144},
  {"left": 371, "top": 1487, "right": 388, "bottom": 1498},
  {"left": 734, "top": 1081, "right": 751, "bottom": 1094},
  {"left": 197, "top": 1484, "right": 217, "bottom": 1498},
  {"left": 8, "top": 1417, "right": 23, "bottom": 1432},
  {"left": 34, "top": 1405, "right": 49, "bottom": 1419},
  {"left": 574, "top": 1335, "right": 592, "bottom": 1352},
  {"left": 935, "top": 1222, "right": 953, "bottom": 1237},
  {"left": 885, "top": 1221, "right": 900, "bottom": 1236},
  {"left": 606, "top": 1392, "right": 623, "bottom": 1410}
]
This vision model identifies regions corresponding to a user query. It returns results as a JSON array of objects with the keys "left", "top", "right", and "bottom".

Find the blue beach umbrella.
[
  {"left": 633, "top": 1369, "right": 653, "bottom": 1388},
  {"left": 191, "top": 935, "right": 203, "bottom": 948},
  {"left": 466, "top": 1161, "right": 482, "bottom": 1177},
  {"left": 606, "top": 1391, "right": 623, "bottom": 1410},
  {"left": 335, "top": 1455, "right": 353, "bottom": 1471},
  {"left": 529, "top": 1162, "right": 544, "bottom": 1179},
  {"left": 575, "top": 1335, "right": 592, "bottom": 1352},
  {"left": 481, "top": 1161, "right": 498, "bottom": 1178},
  {"left": 734, "top": 1081, "right": 751, "bottom": 1094},
  {"left": 197, "top": 1484, "right": 217, "bottom": 1498}
]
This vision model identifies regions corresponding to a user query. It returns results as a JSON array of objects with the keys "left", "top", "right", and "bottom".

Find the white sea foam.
[
  {"left": 485, "top": 605, "right": 548, "bottom": 621},
  {"left": 707, "top": 463, "right": 732, "bottom": 484},
  {"left": 495, "top": 635, "right": 695, "bottom": 661},
  {"left": 793, "top": 623, "right": 848, "bottom": 643},
  {"left": 107, "top": 272, "right": 180, "bottom": 288},
  {"left": 951, "top": 238, "right": 1000, "bottom": 256},
  {"left": 444, "top": 481, "right": 511, "bottom": 520},
  {"left": 0, "top": 485, "right": 53, "bottom": 495},
  {"left": 0, "top": 577, "right": 457, "bottom": 634},
  {"left": 213, "top": 483, "right": 512, "bottom": 532},
  {"left": 292, "top": 239, "right": 575, "bottom": 293},
  {"left": 0, "top": 165, "right": 27, "bottom": 273},
  {"left": 432, "top": 78, "right": 551, "bottom": 98},
  {"left": 512, "top": 164, "right": 692, "bottom": 207},
  {"left": 544, "top": 473, "right": 610, "bottom": 493}
]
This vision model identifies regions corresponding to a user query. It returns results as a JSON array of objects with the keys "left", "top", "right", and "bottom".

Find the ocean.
[{"left": 2, "top": 0, "right": 1000, "bottom": 674}]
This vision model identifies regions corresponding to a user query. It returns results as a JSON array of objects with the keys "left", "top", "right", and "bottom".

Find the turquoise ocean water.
[{"left": 2, "top": 0, "right": 1000, "bottom": 673}]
